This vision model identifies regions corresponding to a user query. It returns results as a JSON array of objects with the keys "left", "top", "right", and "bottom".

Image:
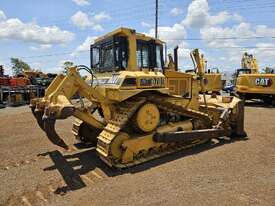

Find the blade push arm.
[{"left": 31, "top": 67, "right": 104, "bottom": 128}]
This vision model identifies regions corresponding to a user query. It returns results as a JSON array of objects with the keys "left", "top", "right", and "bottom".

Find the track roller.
[{"left": 133, "top": 103, "right": 160, "bottom": 133}]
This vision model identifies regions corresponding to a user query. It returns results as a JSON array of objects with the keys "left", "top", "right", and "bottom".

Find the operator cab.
[
  {"left": 90, "top": 28, "right": 164, "bottom": 73},
  {"left": 88, "top": 28, "right": 167, "bottom": 91},
  {"left": 88, "top": 28, "right": 197, "bottom": 97},
  {"left": 236, "top": 68, "right": 252, "bottom": 77},
  {"left": 233, "top": 68, "right": 252, "bottom": 86}
]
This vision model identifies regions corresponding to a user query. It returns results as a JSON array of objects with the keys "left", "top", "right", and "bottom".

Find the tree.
[
  {"left": 10, "top": 58, "right": 31, "bottom": 76},
  {"left": 62, "top": 61, "right": 74, "bottom": 74}
]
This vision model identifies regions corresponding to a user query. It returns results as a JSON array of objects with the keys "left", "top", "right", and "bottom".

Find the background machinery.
[
  {"left": 183, "top": 52, "right": 222, "bottom": 94},
  {"left": 0, "top": 65, "right": 6, "bottom": 108},
  {"left": 0, "top": 65, "right": 57, "bottom": 107},
  {"left": 235, "top": 53, "right": 275, "bottom": 105},
  {"left": 30, "top": 28, "right": 246, "bottom": 168}
]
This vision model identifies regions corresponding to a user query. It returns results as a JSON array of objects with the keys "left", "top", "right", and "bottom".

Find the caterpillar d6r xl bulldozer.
[{"left": 30, "top": 28, "right": 246, "bottom": 168}]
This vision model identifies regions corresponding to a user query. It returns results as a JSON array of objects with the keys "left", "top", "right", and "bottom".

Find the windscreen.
[
  {"left": 137, "top": 44, "right": 149, "bottom": 68},
  {"left": 102, "top": 46, "right": 114, "bottom": 69},
  {"left": 136, "top": 40, "right": 164, "bottom": 70},
  {"left": 156, "top": 45, "right": 162, "bottom": 69},
  {"left": 91, "top": 37, "right": 128, "bottom": 73},
  {"left": 237, "top": 69, "right": 251, "bottom": 75}
]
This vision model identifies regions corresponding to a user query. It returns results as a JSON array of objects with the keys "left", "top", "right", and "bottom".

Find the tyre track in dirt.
[{"left": 0, "top": 105, "right": 275, "bottom": 206}]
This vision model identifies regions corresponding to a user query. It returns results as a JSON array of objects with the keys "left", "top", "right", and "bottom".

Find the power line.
[
  {"left": 2, "top": 45, "right": 275, "bottom": 62},
  {"left": 1, "top": 0, "right": 275, "bottom": 63},
  {"left": 0, "top": 50, "right": 87, "bottom": 61},
  {"left": 36, "top": 0, "right": 164, "bottom": 26},
  {"left": 164, "top": 36, "right": 275, "bottom": 41}
]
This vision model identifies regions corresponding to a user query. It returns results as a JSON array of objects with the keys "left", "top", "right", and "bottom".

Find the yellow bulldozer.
[
  {"left": 235, "top": 53, "right": 275, "bottom": 105},
  {"left": 30, "top": 28, "right": 246, "bottom": 168},
  {"left": 181, "top": 52, "right": 222, "bottom": 94}
]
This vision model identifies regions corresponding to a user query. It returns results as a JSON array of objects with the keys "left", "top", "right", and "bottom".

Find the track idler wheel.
[
  {"left": 110, "top": 132, "right": 129, "bottom": 159},
  {"left": 43, "top": 114, "right": 69, "bottom": 150}
]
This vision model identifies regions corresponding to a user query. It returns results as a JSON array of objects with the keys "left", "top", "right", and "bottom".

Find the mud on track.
[{"left": 0, "top": 105, "right": 275, "bottom": 206}]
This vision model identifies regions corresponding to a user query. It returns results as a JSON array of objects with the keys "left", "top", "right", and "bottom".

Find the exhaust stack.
[{"left": 174, "top": 46, "right": 179, "bottom": 71}]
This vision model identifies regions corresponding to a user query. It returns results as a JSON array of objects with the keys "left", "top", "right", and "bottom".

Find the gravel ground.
[{"left": 0, "top": 104, "right": 274, "bottom": 206}]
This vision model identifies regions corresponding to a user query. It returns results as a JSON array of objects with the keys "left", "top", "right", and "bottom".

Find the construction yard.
[{"left": 0, "top": 104, "right": 274, "bottom": 206}]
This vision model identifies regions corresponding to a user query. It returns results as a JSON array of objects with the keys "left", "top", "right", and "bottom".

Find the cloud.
[
  {"left": 72, "top": 0, "right": 90, "bottom": 6},
  {"left": 200, "top": 23, "right": 254, "bottom": 48},
  {"left": 200, "top": 21, "right": 275, "bottom": 70},
  {"left": 94, "top": 11, "right": 111, "bottom": 21},
  {"left": 29, "top": 44, "right": 52, "bottom": 51},
  {"left": 255, "top": 25, "right": 275, "bottom": 37},
  {"left": 182, "top": 0, "right": 210, "bottom": 28},
  {"left": 182, "top": 0, "right": 232, "bottom": 28},
  {"left": 146, "top": 23, "right": 194, "bottom": 70},
  {"left": 0, "top": 10, "right": 6, "bottom": 20},
  {"left": 141, "top": 21, "right": 152, "bottom": 28},
  {"left": 232, "top": 13, "right": 244, "bottom": 22},
  {"left": 146, "top": 0, "right": 275, "bottom": 71},
  {"left": 71, "top": 11, "right": 110, "bottom": 31},
  {"left": 0, "top": 10, "right": 74, "bottom": 44},
  {"left": 199, "top": 22, "right": 255, "bottom": 69},
  {"left": 148, "top": 23, "right": 187, "bottom": 48},
  {"left": 208, "top": 11, "right": 231, "bottom": 26},
  {"left": 247, "top": 43, "right": 275, "bottom": 67},
  {"left": 170, "top": 8, "right": 183, "bottom": 16},
  {"left": 72, "top": 36, "right": 97, "bottom": 56},
  {"left": 71, "top": 11, "right": 95, "bottom": 29},
  {"left": 200, "top": 21, "right": 275, "bottom": 50}
]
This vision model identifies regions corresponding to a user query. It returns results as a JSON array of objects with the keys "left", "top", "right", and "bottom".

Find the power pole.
[{"left": 155, "top": 0, "right": 158, "bottom": 39}]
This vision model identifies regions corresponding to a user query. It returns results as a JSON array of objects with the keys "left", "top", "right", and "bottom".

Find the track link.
[
  {"left": 114, "top": 139, "right": 210, "bottom": 168},
  {"left": 96, "top": 98, "right": 146, "bottom": 166},
  {"left": 95, "top": 94, "right": 213, "bottom": 168},
  {"left": 150, "top": 96, "right": 212, "bottom": 122},
  {"left": 72, "top": 118, "right": 83, "bottom": 140}
]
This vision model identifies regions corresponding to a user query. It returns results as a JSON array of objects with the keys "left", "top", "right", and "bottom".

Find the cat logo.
[{"left": 255, "top": 78, "right": 273, "bottom": 87}]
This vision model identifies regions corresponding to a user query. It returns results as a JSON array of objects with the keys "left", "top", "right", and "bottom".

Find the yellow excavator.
[
  {"left": 30, "top": 28, "right": 246, "bottom": 168},
  {"left": 235, "top": 53, "right": 275, "bottom": 105}
]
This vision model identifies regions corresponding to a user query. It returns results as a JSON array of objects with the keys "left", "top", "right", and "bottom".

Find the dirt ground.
[{"left": 0, "top": 104, "right": 274, "bottom": 206}]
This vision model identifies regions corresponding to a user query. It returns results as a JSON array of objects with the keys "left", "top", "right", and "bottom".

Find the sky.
[{"left": 0, "top": 0, "right": 275, "bottom": 75}]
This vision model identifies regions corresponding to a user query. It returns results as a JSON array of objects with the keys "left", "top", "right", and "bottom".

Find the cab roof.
[{"left": 94, "top": 27, "right": 164, "bottom": 45}]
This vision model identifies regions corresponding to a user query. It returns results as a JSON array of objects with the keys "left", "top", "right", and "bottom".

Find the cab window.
[
  {"left": 156, "top": 45, "right": 162, "bottom": 69},
  {"left": 137, "top": 43, "right": 149, "bottom": 69}
]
